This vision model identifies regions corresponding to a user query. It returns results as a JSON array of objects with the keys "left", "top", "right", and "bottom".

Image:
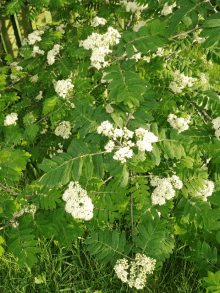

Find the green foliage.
[
  {"left": 1, "top": 0, "right": 220, "bottom": 289},
  {"left": 85, "top": 229, "right": 128, "bottom": 265}
]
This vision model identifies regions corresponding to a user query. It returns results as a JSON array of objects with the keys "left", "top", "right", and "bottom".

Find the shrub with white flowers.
[{"left": 1, "top": 0, "right": 220, "bottom": 290}]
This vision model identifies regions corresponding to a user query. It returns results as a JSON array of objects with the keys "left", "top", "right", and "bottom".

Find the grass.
[{"left": 0, "top": 237, "right": 205, "bottom": 293}]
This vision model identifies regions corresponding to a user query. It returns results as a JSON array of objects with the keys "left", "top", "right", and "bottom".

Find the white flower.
[
  {"left": 47, "top": 44, "right": 61, "bottom": 65},
  {"left": 194, "top": 180, "right": 214, "bottom": 201},
  {"left": 36, "top": 91, "right": 43, "bottom": 101},
  {"left": 91, "top": 16, "right": 107, "bottom": 27},
  {"left": 63, "top": 181, "right": 94, "bottom": 221},
  {"left": 133, "top": 21, "right": 147, "bottom": 32},
  {"left": 79, "top": 27, "right": 121, "bottom": 69},
  {"left": 56, "top": 23, "right": 66, "bottom": 34},
  {"left": 114, "top": 254, "right": 156, "bottom": 290},
  {"left": 104, "top": 140, "right": 115, "bottom": 152},
  {"left": 97, "top": 121, "right": 114, "bottom": 136},
  {"left": 53, "top": 78, "right": 74, "bottom": 98},
  {"left": 167, "top": 114, "right": 190, "bottom": 133},
  {"left": 28, "top": 30, "right": 44, "bottom": 45},
  {"left": 169, "top": 70, "right": 197, "bottom": 93},
  {"left": 33, "top": 45, "right": 44, "bottom": 56},
  {"left": 113, "top": 147, "right": 133, "bottom": 163},
  {"left": 161, "top": 2, "right": 176, "bottom": 16},
  {"left": 4, "top": 113, "right": 18, "bottom": 126},
  {"left": 32, "top": 75, "right": 39, "bottom": 82},
  {"left": 55, "top": 121, "right": 72, "bottom": 139},
  {"left": 150, "top": 175, "right": 182, "bottom": 205},
  {"left": 135, "top": 128, "right": 158, "bottom": 151}
]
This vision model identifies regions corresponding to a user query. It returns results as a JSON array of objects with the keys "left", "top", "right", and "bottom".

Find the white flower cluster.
[
  {"left": 133, "top": 20, "right": 147, "bottom": 32},
  {"left": 212, "top": 117, "right": 220, "bottom": 140},
  {"left": 36, "top": 91, "right": 43, "bottom": 101},
  {"left": 12, "top": 204, "right": 37, "bottom": 228},
  {"left": 79, "top": 27, "right": 121, "bottom": 70},
  {"left": 169, "top": 70, "right": 197, "bottom": 94},
  {"left": 97, "top": 121, "right": 158, "bottom": 163},
  {"left": 33, "top": 45, "right": 44, "bottom": 56},
  {"left": 47, "top": 44, "right": 61, "bottom": 65},
  {"left": 199, "top": 73, "right": 209, "bottom": 90},
  {"left": 194, "top": 180, "right": 214, "bottom": 201},
  {"left": 4, "top": 113, "right": 18, "bottom": 126},
  {"left": 91, "top": 16, "right": 107, "bottom": 27},
  {"left": 167, "top": 114, "right": 191, "bottom": 133},
  {"left": 62, "top": 181, "right": 94, "bottom": 221},
  {"left": 32, "top": 74, "right": 39, "bottom": 83},
  {"left": 27, "top": 30, "right": 44, "bottom": 45},
  {"left": 53, "top": 78, "right": 74, "bottom": 98},
  {"left": 150, "top": 175, "right": 183, "bottom": 205},
  {"left": 114, "top": 254, "right": 156, "bottom": 290},
  {"left": 56, "top": 23, "right": 66, "bottom": 34},
  {"left": 55, "top": 121, "right": 72, "bottom": 139},
  {"left": 57, "top": 142, "right": 64, "bottom": 154},
  {"left": 11, "top": 61, "right": 23, "bottom": 71},
  {"left": 161, "top": 2, "right": 176, "bottom": 16},
  {"left": 135, "top": 128, "right": 158, "bottom": 152},
  {"left": 120, "top": 0, "right": 148, "bottom": 13}
]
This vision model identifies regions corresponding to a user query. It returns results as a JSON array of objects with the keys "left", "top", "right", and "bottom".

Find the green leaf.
[
  {"left": 67, "top": 139, "right": 89, "bottom": 158},
  {"left": 119, "top": 164, "right": 129, "bottom": 187},
  {"left": 73, "top": 157, "right": 83, "bottom": 181},
  {"left": 111, "top": 113, "right": 124, "bottom": 128},
  {"left": 203, "top": 17, "right": 220, "bottom": 28},
  {"left": 39, "top": 153, "right": 74, "bottom": 188},
  {"left": 126, "top": 43, "right": 135, "bottom": 58},
  {"left": 93, "top": 154, "right": 104, "bottom": 179}
]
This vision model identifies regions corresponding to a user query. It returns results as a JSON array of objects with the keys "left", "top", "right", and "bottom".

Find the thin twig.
[{"left": 171, "top": 26, "right": 202, "bottom": 40}]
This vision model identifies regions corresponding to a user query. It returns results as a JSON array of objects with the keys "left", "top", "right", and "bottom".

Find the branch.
[{"left": 171, "top": 26, "right": 203, "bottom": 40}]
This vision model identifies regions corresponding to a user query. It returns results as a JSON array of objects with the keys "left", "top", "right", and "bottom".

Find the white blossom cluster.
[
  {"left": 12, "top": 204, "right": 37, "bottom": 228},
  {"left": 169, "top": 70, "right": 197, "bottom": 94},
  {"left": 212, "top": 117, "right": 220, "bottom": 140},
  {"left": 135, "top": 127, "right": 158, "bottom": 152},
  {"left": 57, "top": 142, "right": 64, "bottom": 153},
  {"left": 133, "top": 20, "right": 147, "bottom": 32},
  {"left": 47, "top": 44, "right": 61, "bottom": 65},
  {"left": 91, "top": 16, "right": 107, "bottom": 27},
  {"left": 56, "top": 23, "right": 66, "bottom": 34},
  {"left": 62, "top": 181, "right": 94, "bottom": 221},
  {"left": 55, "top": 121, "right": 72, "bottom": 139},
  {"left": 33, "top": 45, "right": 44, "bottom": 56},
  {"left": 4, "top": 113, "right": 18, "bottom": 126},
  {"left": 79, "top": 27, "right": 121, "bottom": 70},
  {"left": 199, "top": 72, "right": 210, "bottom": 90},
  {"left": 11, "top": 61, "right": 23, "bottom": 71},
  {"left": 53, "top": 78, "right": 74, "bottom": 98},
  {"left": 32, "top": 74, "right": 39, "bottom": 83},
  {"left": 36, "top": 91, "right": 43, "bottom": 101},
  {"left": 194, "top": 180, "right": 214, "bottom": 201},
  {"left": 161, "top": 2, "right": 176, "bottom": 16},
  {"left": 97, "top": 121, "right": 158, "bottom": 163},
  {"left": 27, "top": 30, "right": 44, "bottom": 45},
  {"left": 114, "top": 254, "right": 156, "bottom": 290},
  {"left": 120, "top": 0, "right": 148, "bottom": 13},
  {"left": 150, "top": 175, "right": 183, "bottom": 205},
  {"left": 167, "top": 114, "right": 191, "bottom": 133}
]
